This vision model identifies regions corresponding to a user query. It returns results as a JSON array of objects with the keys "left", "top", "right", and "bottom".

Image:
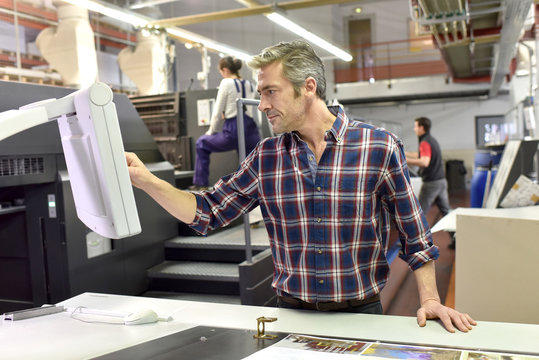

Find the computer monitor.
[
  {"left": 475, "top": 114, "right": 517, "bottom": 148},
  {"left": 0, "top": 82, "right": 141, "bottom": 239}
]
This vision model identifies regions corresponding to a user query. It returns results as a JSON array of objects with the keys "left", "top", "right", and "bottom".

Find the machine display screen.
[{"left": 475, "top": 114, "right": 517, "bottom": 148}]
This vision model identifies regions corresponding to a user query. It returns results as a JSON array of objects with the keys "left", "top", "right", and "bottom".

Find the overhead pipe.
[
  {"left": 420, "top": 6, "right": 505, "bottom": 25},
  {"left": 411, "top": 0, "right": 500, "bottom": 62},
  {"left": 453, "top": 0, "right": 467, "bottom": 44},
  {"left": 197, "top": 46, "right": 210, "bottom": 90},
  {"left": 409, "top": 0, "right": 505, "bottom": 26},
  {"left": 469, "top": 19, "right": 477, "bottom": 74},
  {"left": 452, "top": 20, "right": 459, "bottom": 43},
  {"left": 460, "top": 0, "right": 467, "bottom": 40},
  {"left": 428, "top": 0, "right": 450, "bottom": 45},
  {"left": 440, "top": 0, "right": 456, "bottom": 45},
  {"left": 444, "top": 0, "right": 465, "bottom": 46},
  {"left": 489, "top": 0, "right": 533, "bottom": 97},
  {"left": 411, "top": 0, "right": 470, "bottom": 48},
  {"left": 415, "top": 0, "right": 442, "bottom": 49},
  {"left": 519, "top": 41, "right": 535, "bottom": 101}
]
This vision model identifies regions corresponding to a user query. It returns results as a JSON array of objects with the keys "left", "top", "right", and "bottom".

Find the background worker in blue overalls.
[{"left": 191, "top": 56, "right": 260, "bottom": 189}]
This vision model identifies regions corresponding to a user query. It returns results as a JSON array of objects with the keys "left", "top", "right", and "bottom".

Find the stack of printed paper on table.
[{"left": 500, "top": 175, "right": 539, "bottom": 208}]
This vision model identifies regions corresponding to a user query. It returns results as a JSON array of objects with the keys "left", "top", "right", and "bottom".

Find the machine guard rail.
[{"left": 236, "top": 97, "right": 262, "bottom": 264}]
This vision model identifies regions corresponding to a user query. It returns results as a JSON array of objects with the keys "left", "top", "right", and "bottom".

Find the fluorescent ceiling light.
[
  {"left": 62, "top": 0, "right": 147, "bottom": 27},
  {"left": 165, "top": 28, "right": 252, "bottom": 62},
  {"left": 265, "top": 12, "right": 353, "bottom": 62},
  {"left": 61, "top": 0, "right": 252, "bottom": 60},
  {"left": 129, "top": 0, "right": 179, "bottom": 10},
  {"left": 60, "top": 0, "right": 350, "bottom": 63}
]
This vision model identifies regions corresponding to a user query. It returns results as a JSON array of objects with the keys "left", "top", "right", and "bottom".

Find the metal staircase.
[
  {"left": 146, "top": 208, "right": 276, "bottom": 306},
  {"left": 144, "top": 97, "right": 275, "bottom": 306}
]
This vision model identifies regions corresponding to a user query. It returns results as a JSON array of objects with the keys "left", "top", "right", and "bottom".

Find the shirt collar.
[
  {"left": 290, "top": 105, "right": 348, "bottom": 144},
  {"left": 326, "top": 105, "right": 347, "bottom": 144}
]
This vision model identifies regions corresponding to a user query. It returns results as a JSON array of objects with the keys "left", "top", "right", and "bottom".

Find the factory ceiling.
[
  {"left": 412, "top": 0, "right": 536, "bottom": 96},
  {"left": 122, "top": 0, "right": 537, "bottom": 95},
  {"left": 0, "top": 0, "right": 537, "bottom": 97},
  {"left": 146, "top": 0, "right": 358, "bottom": 28}
]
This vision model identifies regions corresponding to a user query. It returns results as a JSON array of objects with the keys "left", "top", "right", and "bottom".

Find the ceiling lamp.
[
  {"left": 63, "top": 0, "right": 147, "bottom": 27},
  {"left": 265, "top": 12, "right": 353, "bottom": 62},
  {"left": 61, "top": 0, "right": 252, "bottom": 60},
  {"left": 129, "top": 0, "right": 179, "bottom": 10},
  {"left": 165, "top": 27, "right": 252, "bottom": 62}
]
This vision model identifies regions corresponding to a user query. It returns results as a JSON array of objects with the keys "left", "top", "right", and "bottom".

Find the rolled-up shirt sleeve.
[
  {"left": 380, "top": 137, "right": 439, "bottom": 270},
  {"left": 189, "top": 147, "right": 260, "bottom": 235}
]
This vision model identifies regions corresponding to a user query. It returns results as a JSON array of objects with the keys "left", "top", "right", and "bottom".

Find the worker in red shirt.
[{"left": 405, "top": 117, "right": 452, "bottom": 226}]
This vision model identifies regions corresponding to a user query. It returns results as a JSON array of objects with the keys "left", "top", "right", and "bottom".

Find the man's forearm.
[
  {"left": 142, "top": 176, "right": 198, "bottom": 224},
  {"left": 406, "top": 155, "right": 430, "bottom": 168},
  {"left": 413, "top": 260, "right": 441, "bottom": 306},
  {"left": 406, "top": 157, "right": 421, "bottom": 167},
  {"left": 405, "top": 151, "right": 419, "bottom": 159},
  {"left": 413, "top": 259, "right": 477, "bottom": 332}
]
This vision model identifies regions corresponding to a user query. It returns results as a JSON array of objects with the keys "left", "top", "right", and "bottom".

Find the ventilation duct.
[
  {"left": 35, "top": 3, "right": 98, "bottom": 88},
  {"left": 489, "top": 0, "right": 533, "bottom": 96},
  {"left": 117, "top": 30, "right": 170, "bottom": 95}
]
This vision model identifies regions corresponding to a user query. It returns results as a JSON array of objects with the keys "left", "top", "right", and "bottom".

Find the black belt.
[{"left": 278, "top": 293, "right": 380, "bottom": 311}]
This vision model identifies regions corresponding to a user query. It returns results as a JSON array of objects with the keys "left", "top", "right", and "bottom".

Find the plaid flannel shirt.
[{"left": 190, "top": 106, "right": 438, "bottom": 303}]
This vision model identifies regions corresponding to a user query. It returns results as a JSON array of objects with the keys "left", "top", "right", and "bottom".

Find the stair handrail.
[{"left": 236, "top": 97, "right": 262, "bottom": 264}]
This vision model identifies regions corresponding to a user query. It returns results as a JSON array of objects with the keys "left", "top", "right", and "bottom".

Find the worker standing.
[{"left": 191, "top": 56, "right": 260, "bottom": 189}]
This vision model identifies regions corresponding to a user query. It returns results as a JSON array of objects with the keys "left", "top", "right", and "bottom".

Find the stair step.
[
  {"left": 148, "top": 207, "right": 271, "bottom": 298},
  {"left": 148, "top": 260, "right": 239, "bottom": 282},
  {"left": 177, "top": 206, "right": 265, "bottom": 237},
  {"left": 166, "top": 223, "right": 270, "bottom": 250}
]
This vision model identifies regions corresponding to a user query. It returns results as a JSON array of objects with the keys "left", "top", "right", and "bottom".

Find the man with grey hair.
[{"left": 125, "top": 39, "right": 475, "bottom": 333}]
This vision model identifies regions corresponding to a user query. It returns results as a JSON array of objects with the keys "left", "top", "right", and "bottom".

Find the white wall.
[
  {"left": 340, "top": 73, "right": 539, "bottom": 183},
  {"left": 341, "top": 0, "right": 410, "bottom": 44},
  {"left": 347, "top": 96, "right": 513, "bottom": 151},
  {"left": 344, "top": 96, "right": 510, "bottom": 180}
]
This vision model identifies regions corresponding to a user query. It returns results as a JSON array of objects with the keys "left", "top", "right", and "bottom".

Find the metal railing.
[
  {"left": 334, "top": 37, "right": 447, "bottom": 84},
  {"left": 236, "top": 97, "right": 262, "bottom": 263}
]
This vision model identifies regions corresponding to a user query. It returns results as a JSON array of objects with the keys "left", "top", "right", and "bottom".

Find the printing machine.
[{"left": 0, "top": 80, "right": 177, "bottom": 313}]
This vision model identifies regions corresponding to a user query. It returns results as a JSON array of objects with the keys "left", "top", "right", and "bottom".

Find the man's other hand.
[{"left": 417, "top": 299, "right": 477, "bottom": 333}]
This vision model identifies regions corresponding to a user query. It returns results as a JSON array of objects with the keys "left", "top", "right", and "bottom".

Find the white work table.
[
  {"left": 430, "top": 205, "right": 539, "bottom": 233},
  {"left": 2, "top": 292, "right": 539, "bottom": 359}
]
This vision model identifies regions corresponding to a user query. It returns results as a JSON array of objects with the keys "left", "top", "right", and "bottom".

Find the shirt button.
[
  {"left": 316, "top": 186, "right": 321, "bottom": 191},
  {"left": 316, "top": 218, "right": 321, "bottom": 223},
  {"left": 319, "top": 280, "right": 324, "bottom": 284},
  {"left": 318, "top": 249, "right": 323, "bottom": 254},
  {"left": 308, "top": 156, "right": 314, "bottom": 161}
]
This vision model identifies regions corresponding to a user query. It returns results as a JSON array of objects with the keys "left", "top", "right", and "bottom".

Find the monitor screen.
[
  {"left": 475, "top": 114, "right": 517, "bottom": 148},
  {"left": 0, "top": 82, "right": 141, "bottom": 239},
  {"left": 60, "top": 83, "right": 141, "bottom": 238}
]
